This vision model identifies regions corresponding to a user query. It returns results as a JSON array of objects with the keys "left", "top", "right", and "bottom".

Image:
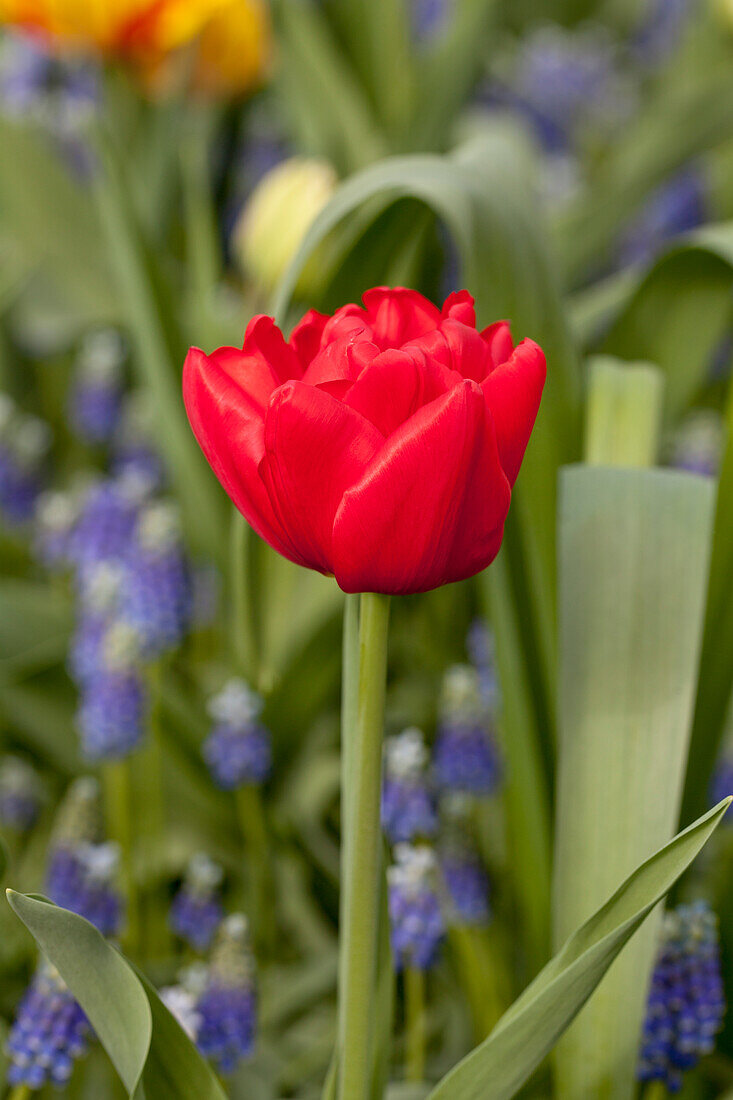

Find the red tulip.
[{"left": 183, "top": 287, "right": 546, "bottom": 595}]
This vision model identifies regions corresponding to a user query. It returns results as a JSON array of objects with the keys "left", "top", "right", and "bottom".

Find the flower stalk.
[
  {"left": 338, "top": 591, "right": 390, "bottom": 1100},
  {"left": 404, "top": 966, "right": 426, "bottom": 1082}
]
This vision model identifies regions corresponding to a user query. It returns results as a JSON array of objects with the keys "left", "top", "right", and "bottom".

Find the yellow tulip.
[{"left": 193, "top": 0, "right": 270, "bottom": 97}]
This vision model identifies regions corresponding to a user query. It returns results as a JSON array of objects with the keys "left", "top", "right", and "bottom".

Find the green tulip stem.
[
  {"left": 234, "top": 783, "right": 274, "bottom": 954},
  {"left": 7, "top": 1084, "right": 32, "bottom": 1100},
  {"left": 102, "top": 759, "right": 139, "bottom": 960},
  {"left": 405, "top": 966, "right": 426, "bottom": 1082},
  {"left": 338, "top": 591, "right": 391, "bottom": 1100}
]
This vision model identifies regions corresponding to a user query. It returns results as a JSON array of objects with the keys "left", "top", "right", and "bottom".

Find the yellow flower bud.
[{"left": 233, "top": 156, "right": 338, "bottom": 296}]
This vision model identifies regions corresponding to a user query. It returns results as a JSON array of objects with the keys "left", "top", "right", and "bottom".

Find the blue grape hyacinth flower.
[
  {"left": 196, "top": 915, "right": 257, "bottom": 1074},
  {"left": 170, "top": 853, "right": 225, "bottom": 953},
  {"left": 638, "top": 901, "right": 725, "bottom": 1092},
  {"left": 45, "top": 841, "right": 124, "bottom": 937},
  {"left": 438, "top": 796, "right": 491, "bottom": 926},
  {"left": 388, "top": 844, "right": 446, "bottom": 971},
  {"left": 66, "top": 476, "right": 144, "bottom": 576},
  {"left": 490, "top": 23, "right": 634, "bottom": 156},
  {"left": 6, "top": 960, "right": 92, "bottom": 1090},
  {"left": 381, "top": 727, "right": 438, "bottom": 844},
  {"left": 434, "top": 665, "right": 501, "bottom": 795},
  {"left": 0, "top": 394, "right": 51, "bottom": 524},
  {"left": 67, "top": 330, "right": 126, "bottom": 445},
  {"left": 204, "top": 679, "right": 272, "bottom": 790},
  {"left": 111, "top": 391, "right": 166, "bottom": 490},
  {"left": 119, "top": 501, "right": 194, "bottom": 659},
  {"left": 76, "top": 622, "right": 147, "bottom": 761},
  {"left": 0, "top": 755, "right": 43, "bottom": 833},
  {"left": 33, "top": 488, "right": 81, "bottom": 569}
]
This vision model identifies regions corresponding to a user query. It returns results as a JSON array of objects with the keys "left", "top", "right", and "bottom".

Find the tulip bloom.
[
  {"left": 184, "top": 288, "right": 546, "bottom": 595},
  {"left": 0, "top": 0, "right": 269, "bottom": 90}
]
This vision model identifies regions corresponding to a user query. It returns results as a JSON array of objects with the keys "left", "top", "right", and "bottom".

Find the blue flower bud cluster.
[
  {"left": 438, "top": 796, "right": 491, "bottom": 927},
  {"left": 204, "top": 679, "right": 272, "bottom": 789},
  {"left": 381, "top": 727, "right": 438, "bottom": 844},
  {"left": 0, "top": 393, "right": 51, "bottom": 525},
  {"left": 39, "top": 473, "right": 198, "bottom": 762},
  {"left": 638, "top": 901, "right": 726, "bottom": 1092},
  {"left": 6, "top": 961, "right": 92, "bottom": 1090},
  {"left": 434, "top": 663, "right": 501, "bottom": 795},
  {"left": 170, "top": 853, "right": 225, "bottom": 953},
  {"left": 160, "top": 916, "right": 258, "bottom": 1075},
  {"left": 388, "top": 844, "right": 446, "bottom": 971},
  {"left": 0, "top": 755, "right": 43, "bottom": 833},
  {"left": 67, "top": 330, "right": 126, "bottom": 445},
  {"left": 6, "top": 778, "right": 122, "bottom": 1090}
]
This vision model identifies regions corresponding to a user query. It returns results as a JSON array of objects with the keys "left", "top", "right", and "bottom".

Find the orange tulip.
[{"left": 0, "top": 0, "right": 270, "bottom": 90}]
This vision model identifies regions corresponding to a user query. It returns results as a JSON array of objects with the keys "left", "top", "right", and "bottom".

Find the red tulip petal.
[
  {"left": 361, "top": 286, "right": 442, "bottom": 349},
  {"left": 289, "top": 308, "right": 330, "bottom": 370},
  {"left": 259, "top": 381, "right": 384, "bottom": 573},
  {"left": 182, "top": 348, "right": 298, "bottom": 562},
  {"left": 322, "top": 304, "right": 370, "bottom": 345},
  {"left": 481, "top": 320, "right": 514, "bottom": 368},
  {"left": 442, "top": 290, "right": 476, "bottom": 327},
  {"left": 481, "top": 338, "right": 546, "bottom": 485},
  {"left": 333, "top": 381, "right": 511, "bottom": 594},
  {"left": 242, "top": 314, "right": 302, "bottom": 382},
  {"left": 344, "top": 347, "right": 458, "bottom": 436},
  {"left": 301, "top": 334, "right": 379, "bottom": 389}
]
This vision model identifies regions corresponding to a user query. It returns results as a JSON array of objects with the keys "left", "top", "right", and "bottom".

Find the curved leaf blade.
[
  {"left": 6, "top": 891, "right": 227, "bottom": 1100},
  {"left": 427, "top": 798, "right": 730, "bottom": 1100}
]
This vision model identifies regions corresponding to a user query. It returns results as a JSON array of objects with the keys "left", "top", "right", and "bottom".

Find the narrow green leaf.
[
  {"left": 553, "top": 467, "right": 716, "bottom": 1099},
  {"left": 5, "top": 892, "right": 228, "bottom": 1099},
  {"left": 426, "top": 799, "right": 730, "bottom": 1100}
]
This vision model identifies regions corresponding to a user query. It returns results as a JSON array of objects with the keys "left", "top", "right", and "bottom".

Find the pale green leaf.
[{"left": 553, "top": 467, "right": 716, "bottom": 1099}]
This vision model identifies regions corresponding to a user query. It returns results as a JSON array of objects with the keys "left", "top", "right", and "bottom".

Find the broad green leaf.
[
  {"left": 426, "top": 798, "right": 730, "bottom": 1100},
  {"left": 6, "top": 892, "right": 228, "bottom": 1099},
  {"left": 553, "top": 467, "right": 716, "bottom": 1099},
  {"left": 591, "top": 225, "right": 733, "bottom": 829}
]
